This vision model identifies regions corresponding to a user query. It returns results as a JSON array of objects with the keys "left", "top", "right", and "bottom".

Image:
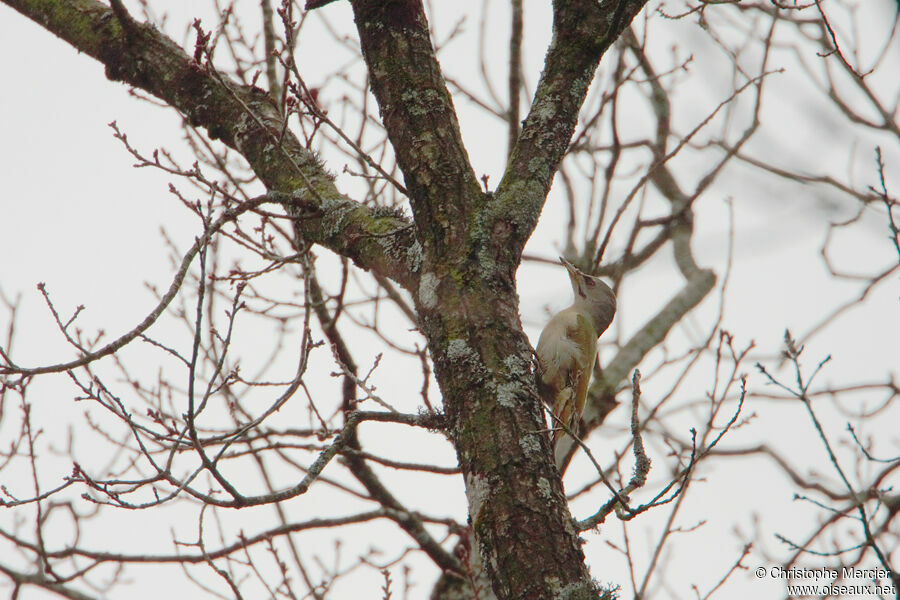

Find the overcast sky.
[{"left": 1, "top": 2, "right": 898, "bottom": 598}]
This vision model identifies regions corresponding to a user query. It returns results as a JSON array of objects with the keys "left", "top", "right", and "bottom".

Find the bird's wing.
[
  {"left": 570, "top": 312, "right": 598, "bottom": 419},
  {"left": 535, "top": 310, "right": 582, "bottom": 390},
  {"left": 536, "top": 310, "right": 597, "bottom": 417},
  {"left": 535, "top": 310, "right": 598, "bottom": 443}
]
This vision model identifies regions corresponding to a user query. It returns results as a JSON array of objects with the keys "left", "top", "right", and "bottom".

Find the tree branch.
[
  {"left": 2, "top": 0, "right": 416, "bottom": 286},
  {"left": 491, "top": 0, "right": 650, "bottom": 263},
  {"left": 348, "top": 0, "right": 482, "bottom": 259}
]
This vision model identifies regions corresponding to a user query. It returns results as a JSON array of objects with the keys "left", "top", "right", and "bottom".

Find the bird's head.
[{"left": 560, "top": 257, "right": 617, "bottom": 333}]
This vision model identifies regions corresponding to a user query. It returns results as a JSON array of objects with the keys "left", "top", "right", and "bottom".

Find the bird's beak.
[
  {"left": 559, "top": 256, "right": 579, "bottom": 278},
  {"left": 559, "top": 256, "right": 584, "bottom": 290}
]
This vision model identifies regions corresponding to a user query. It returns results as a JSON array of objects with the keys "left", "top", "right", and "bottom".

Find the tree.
[{"left": 0, "top": 1, "right": 897, "bottom": 599}]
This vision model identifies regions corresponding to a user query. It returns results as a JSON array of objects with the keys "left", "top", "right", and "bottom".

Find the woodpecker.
[{"left": 535, "top": 257, "right": 616, "bottom": 446}]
